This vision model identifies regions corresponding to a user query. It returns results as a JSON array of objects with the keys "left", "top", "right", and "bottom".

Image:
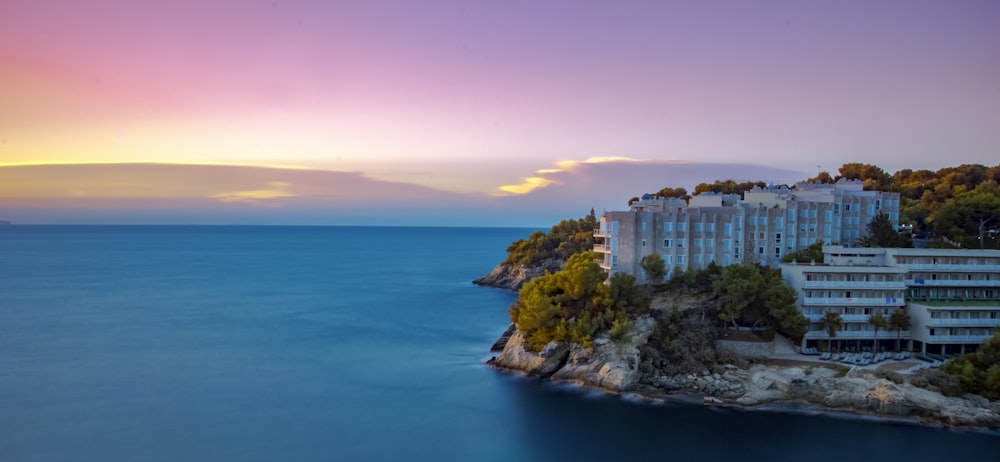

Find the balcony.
[
  {"left": 905, "top": 279, "right": 1000, "bottom": 287},
  {"left": 593, "top": 228, "right": 610, "bottom": 238},
  {"left": 802, "top": 297, "right": 905, "bottom": 306},
  {"left": 593, "top": 243, "right": 611, "bottom": 253},
  {"left": 926, "top": 318, "right": 1000, "bottom": 327},
  {"left": 806, "top": 314, "right": 875, "bottom": 323},
  {"left": 924, "top": 335, "right": 993, "bottom": 344},
  {"left": 902, "top": 263, "right": 1000, "bottom": 272},
  {"left": 804, "top": 330, "right": 908, "bottom": 339},
  {"left": 803, "top": 280, "right": 906, "bottom": 290}
]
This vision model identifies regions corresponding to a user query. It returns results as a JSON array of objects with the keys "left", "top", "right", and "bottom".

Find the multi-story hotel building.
[
  {"left": 782, "top": 246, "right": 1000, "bottom": 354},
  {"left": 593, "top": 179, "right": 900, "bottom": 282}
]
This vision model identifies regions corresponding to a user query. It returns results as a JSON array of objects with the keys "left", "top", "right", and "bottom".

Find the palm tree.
[
  {"left": 889, "top": 308, "right": 912, "bottom": 352},
  {"left": 820, "top": 310, "right": 844, "bottom": 353},
  {"left": 868, "top": 312, "right": 888, "bottom": 354}
]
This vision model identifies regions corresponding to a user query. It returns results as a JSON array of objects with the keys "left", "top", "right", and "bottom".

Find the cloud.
[
  {"left": 496, "top": 177, "right": 556, "bottom": 195},
  {"left": 212, "top": 181, "right": 296, "bottom": 204}
]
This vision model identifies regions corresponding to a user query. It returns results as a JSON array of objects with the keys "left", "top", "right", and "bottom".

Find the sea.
[{"left": 0, "top": 225, "right": 997, "bottom": 461}]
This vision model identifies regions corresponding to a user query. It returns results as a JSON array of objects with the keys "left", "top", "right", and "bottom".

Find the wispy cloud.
[
  {"left": 212, "top": 181, "right": 295, "bottom": 204},
  {"left": 496, "top": 156, "right": 651, "bottom": 196}
]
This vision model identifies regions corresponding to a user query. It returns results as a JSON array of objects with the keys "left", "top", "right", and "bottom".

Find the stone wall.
[{"left": 715, "top": 339, "right": 775, "bottom": 359}]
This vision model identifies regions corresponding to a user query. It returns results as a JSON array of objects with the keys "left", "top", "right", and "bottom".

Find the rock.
[
  {"left": 491, "top": 331, "right": 568, "bottom": 377},
  {"left": 473, "top": 259, "right": 563, "bottom": 290},
  {"left": 704, "top": 396, "right": 723, "bottom": 405}
]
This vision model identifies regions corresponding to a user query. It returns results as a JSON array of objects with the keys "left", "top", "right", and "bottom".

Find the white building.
[
  {"left": 593, "top": 179, "right": 899, "bottom": 282},
  {"left": 782, "top": 246, "right": 1000, "bottom": 354}
]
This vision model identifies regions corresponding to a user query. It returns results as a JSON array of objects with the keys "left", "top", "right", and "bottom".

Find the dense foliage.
[
  {"left": 508, "top": 252, "right": 650, "bottom": 351},
  {"left": 942, "top": 334, "right": 1000, "bottom": 400},
  {"left": 781, "top": 241, "right": 825, "bottom": 264},
  {"left": 858, "top": 213, "right": 912, "bottom": 248},
  {"left": 640, "top": 253, "right": 666, "bottom": 283},
  {"left": 693, "top": 180, "right": 766, "bottom": 196},
  {"left": 503, "top": 210, "right": 598, "bottom": 266},
  {"left": 712, "top": 264, "right": 808, "bottom": 339}
]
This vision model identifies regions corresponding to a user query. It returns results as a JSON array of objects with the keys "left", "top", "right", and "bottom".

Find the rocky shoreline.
[
  {"left": 487, "top": 318, "right": 1000, "bottom": 429},
  {"left": 472, "top": 259, "right": 563, "bottom": 291}
]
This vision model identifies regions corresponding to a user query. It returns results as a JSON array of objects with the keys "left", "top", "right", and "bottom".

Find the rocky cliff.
[
  {"left": 488, "top": 323, "right": 1000, "bottom": 428},
  {"left": 472, "top": 258, "right": 564, "bottom": 291}
]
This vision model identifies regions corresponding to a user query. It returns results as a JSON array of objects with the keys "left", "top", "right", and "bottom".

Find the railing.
[
  {"left": 926, "top": 318, "right": 1000, "bottom": 327},
  {"left": 806, "top": 314, "right": 875, "bottom": 323},
  {"left": 592, "top": 244, "right": 611, "bottom": 253},
  {"left": 804, "top": 330, "right": 908, "bottom": 339},
  {"left": 802, "top": 297, "right": 905, "bottom": 306},
  {"left": 902, "top": 264, "right": 1000, "bottom": 271},
  {"left": 905, "top": 279, "right": 1000, "bottom": 287},
  {"left": 924, "top": 335, "right": 993, "bottom": 343},
  {"left": 803, "top": 281, "right": 906, "bottom": 289}
]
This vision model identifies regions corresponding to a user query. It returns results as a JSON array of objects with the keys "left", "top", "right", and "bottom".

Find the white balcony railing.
[
  {"left": 905, "top": 279, "right": 1000, "bottom": 287},
  {"left": 592, "top": 244, "right": 611, "bottom": 253},
  {"left": 924, "top": 335, "right": 993, "bottom": 343},
  {"left": 803, "top": 281, "right": 906, "bottom": 290},
  {"left": 804, "top": 330, "right": 908, "bottom": 339},
  {"left": 806, "top": 314, "right": 876, "bottom": 323},
  {"left": 926, "top": 318, "right": 1000, "bottom": 327},
  {"left": 802, "top": 297, "right": 905, "bottom": 306},
  {"left": 902, "top": 264, "right": 1000, "bottom": 272}
]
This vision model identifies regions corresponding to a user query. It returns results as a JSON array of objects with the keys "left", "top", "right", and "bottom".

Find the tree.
[
  {"left": 820, "top": 311, "right": 843, "bottom": 353},
  {"left": 888, "top": 308, "right": 911, "bottom": 352},
  {"left": 782, "top": 241, "right": 824, "bottom": 263},
  {"left": 933, "top": 181, "right": 1000, "bottom": 249},
  {"left": 807, "top": 171, "right": 834, "bottom": 184},
  {"left": 508, "top": 252, "right": 650, "bottom": 351},
  {"left": 836, "top": 163, "right": 892, "bottom": 191},
  {"left": 640, "top": 254, "right": 666, "bottom": 284},
  {"left": 713, "top": 264, "right": 764, "bottom": 329},
  {"left": 655, "top": 187, "right": 688, "bottom": 199},
  {"left": 868, "top": 312, "right": 888, "bottom": 354},
  {"left": 858, "top": 213, "right": 912, "bottom": 248},
  {"left": 942, "top": 333, "right": 1000, "bottom": 399}
]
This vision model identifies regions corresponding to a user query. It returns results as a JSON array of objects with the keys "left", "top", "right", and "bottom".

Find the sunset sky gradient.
[{"left": 1, "top": 1, "right": 998, "bottom": 225}]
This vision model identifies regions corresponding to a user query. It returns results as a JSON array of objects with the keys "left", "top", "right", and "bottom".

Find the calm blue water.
[{"left": 0, "top": 226, "right": 996, "bottom": 461}]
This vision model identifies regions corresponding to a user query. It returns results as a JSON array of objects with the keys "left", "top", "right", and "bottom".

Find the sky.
[{"left": 1, "top": 0, "right": 998, "bottom": 225}]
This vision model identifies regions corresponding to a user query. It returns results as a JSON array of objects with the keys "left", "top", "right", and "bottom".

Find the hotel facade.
[
  {"left": 593, "top": 179, "right": 900, "bottom": 281},
  {"left": 782, "top": 246, "right": 1000, "bottom": 354}
]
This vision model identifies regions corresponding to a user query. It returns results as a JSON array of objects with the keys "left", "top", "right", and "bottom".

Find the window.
[
  {"left": 694, "top": 223, "right": 704, "bottom": 232},
  {"left": 677, "top": 240, "right": 685, "bottom": 248},
  {"left": 759, "top": 232, "right": 765, "bottom": 240},
  {"left": 664, "top": 239, "right": 672, "bottom": 248},
  {"left": 611, "top": 221, "right": 619, "bottom": 235},
  {"left": 775, "top": 233, "right": 781, "bottom": 243},
  {"left": 694, "top": 254, "right": 703, "bottom": 264},
  {"left": 706, "top": 223, "right": 715, "bottom": 232},
  {"left": 834, "top": 203, "right": 841, "bottom": 214},
  {"left": 642, "top": 221, "right": 647, "bottom": 232},
  {"left": 775, "top": 217, "right": 783, "bottom": 227},
  {"left": 775, "top": 247, "right": 781, "bottom": 257},
  {"left": 678, "top": 222, "right": 688, "bottom": 232},
  {"left": 845, "top": 204, "right": 851, "bottom": 212},
  {"left": 664, "top": 222, "right": 673, "bottom": 232},
  {"left": 677, "top": 255, "right": 686, "bottom": 264},
  {"left": 642, "top": 239, "right": 646, "bottom": 247},
  {"left": 693, "top": 239, "right": 702, "bottom": 248},
  {"left": 758, "top": 246, "right": 765, "bottom": 255},
  {"left": 724, "top": 224, "right": 732, "bottom": 236},
  {"left": 663, "top": 255, "right": 672, "bottom": 265},
  {"left": 723, "top": 239, "right": 731, "bottom": 250}
]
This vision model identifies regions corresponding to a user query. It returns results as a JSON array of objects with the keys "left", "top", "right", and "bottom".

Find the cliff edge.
[
  {"left": 472, "top": 258, "right": 563, "bottom": 291},
  {"left": 488, "top": 324, "right": 1000, "bottom": 428}
]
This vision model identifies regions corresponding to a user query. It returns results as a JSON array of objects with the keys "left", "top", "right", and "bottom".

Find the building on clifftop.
[{"left": 593, "top": 179, "right": 899, "bottom": 282}]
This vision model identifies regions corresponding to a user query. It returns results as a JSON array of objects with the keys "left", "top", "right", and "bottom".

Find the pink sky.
[{"left": 1, "top": 1, "right": 999, "bottom": 224}]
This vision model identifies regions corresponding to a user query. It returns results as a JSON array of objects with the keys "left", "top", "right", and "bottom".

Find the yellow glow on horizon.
[
  {"left": 496, "top": 177, "right": 556, "bottom": 195},
  {"left": 212, "top": 181, "right": 296, "bottom": 203}
]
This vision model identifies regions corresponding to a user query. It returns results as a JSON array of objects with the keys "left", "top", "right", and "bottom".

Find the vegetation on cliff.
[
  {"left": 508, "top": 252, "right": 649, "bottom": 351},
  {"left": 502, "top": 210, "right": 598, "bottom": 267},
  {"left": 942, "top": 333, "right": 1000, "bottom": 400}
]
